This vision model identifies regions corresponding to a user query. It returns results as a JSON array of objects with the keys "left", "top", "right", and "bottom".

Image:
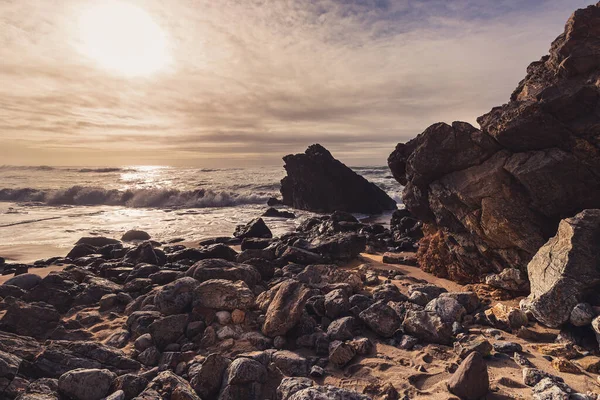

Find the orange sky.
[{"left": 0, "top": 0, "right": 594, "bottom": 167}]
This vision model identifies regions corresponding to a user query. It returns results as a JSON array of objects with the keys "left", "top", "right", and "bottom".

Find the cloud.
[{"left": 0, "top": 0, "right": 595, "bottom": 166}]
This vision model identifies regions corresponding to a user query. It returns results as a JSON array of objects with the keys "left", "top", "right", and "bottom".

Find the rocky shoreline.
[{"left": 2, "top": 2, "right": 600, "bottom": 400}]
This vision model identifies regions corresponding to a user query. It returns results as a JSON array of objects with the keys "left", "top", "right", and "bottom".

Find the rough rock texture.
[
  {"left": 281, "top": 144, "right": 397, "bottom": 214},
  {"left": 447, "top": 351, "right": 489, "bottom": 400},
  {"left": 522, "top": 209, "right": 600, "bottom": 327},
  {"left": 57, "top": 368, "right": 116, "bottom": 400},
  {"left": 388, "top": 4, "right": 600, "bottom": 282},
  {"left": 261, "top": 280, "right": 311, "bottom": 337}
]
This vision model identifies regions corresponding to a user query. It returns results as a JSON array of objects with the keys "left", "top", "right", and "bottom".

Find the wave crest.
[{"left": 0, "top": 186, "right": 269, "bottom": 209}]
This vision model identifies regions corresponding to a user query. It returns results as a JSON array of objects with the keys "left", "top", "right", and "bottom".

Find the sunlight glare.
[{"left": 77, "top": 1, "right": 170, "bottom": 77}]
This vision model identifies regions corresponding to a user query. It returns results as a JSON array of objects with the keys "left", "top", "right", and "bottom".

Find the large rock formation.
[
  {"left": 388, "top": 3, "right": 600, "bottom": 283},
  {"left": 281, "top": 144, "right": 397, "bottom": 214},
  {"left": 521, "top": 209, "right": 600, "bottom": 328}
]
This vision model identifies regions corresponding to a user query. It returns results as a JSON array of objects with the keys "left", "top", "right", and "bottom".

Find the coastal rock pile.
[
  {"left": 281, "top": 144, "right": 397, "bottom": 214},
  {"left": 388, "top": 3, "right": 600, "bottom": 283},
  {"left": 0, "top": 211, "right": 522, "bottom": 400}
]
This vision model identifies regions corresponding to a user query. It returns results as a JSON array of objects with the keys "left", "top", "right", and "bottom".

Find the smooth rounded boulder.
[
  {"left": 3, "top": 273, "right": 42, "bottom": 290},
  {"left": 58, "top": 368, "right": 116, "bottom": 400}
]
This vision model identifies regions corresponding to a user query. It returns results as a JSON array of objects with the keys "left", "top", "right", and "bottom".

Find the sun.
[{"left": 77, "top": 1, "right": 170, "bottom": 77}]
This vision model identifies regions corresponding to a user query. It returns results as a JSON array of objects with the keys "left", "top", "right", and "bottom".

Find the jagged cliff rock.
[
  {"left": 281, "top": 144, "right": 397, "bottom": 214},
  {"left": 388, "top": 3, "right": 600, "bottom": 283}
]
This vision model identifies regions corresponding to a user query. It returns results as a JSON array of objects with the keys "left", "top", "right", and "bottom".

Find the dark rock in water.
[
  {"left": 66, "top": 244, "right": 97, "bottom": 260},
  {"left": 75, "top": 237, "right": 120, "bottom": 248},
  {"left": 262, "top": 207, "right": 296, "bottom": 219},
  {"left": 521, "top": 209, "right": 600, "bottom": 328},
  {"left": 281, "top": 144, "right": 397, "bottom": 214},
  {"left": 267, "top": 197, "right": 284, "bottom": 206},
  {"left": 234, "top": 218, "right": 273, "bottom": 239},
  {"left": 121, "top": 230, "right": 151, "bottom": 241},
  {"left": 388, "top": 3, "right": 600, "bottom": 283},
  {"left": 447, "top": 351, "right": 489, "bottom": 400},
  {"left": 241, "top": 238, "right": 272, "bottom": 251}
]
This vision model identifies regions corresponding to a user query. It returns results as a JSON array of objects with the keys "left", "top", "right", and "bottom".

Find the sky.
[{"left": 0, "top": 0, "right": 595, "bottom": 167}]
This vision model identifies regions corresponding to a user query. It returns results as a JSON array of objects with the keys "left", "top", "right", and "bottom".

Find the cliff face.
[
  {"left": 388, "top": 3, "right": 600, "bottom": 283},
  {"left": 281, "top": 144, "right": 397, "bottom": 214}
]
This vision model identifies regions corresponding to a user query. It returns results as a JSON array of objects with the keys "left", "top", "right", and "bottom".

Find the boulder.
[
  {"left": 328, "top": 340, "right": 356, "bottom": 368},
  {"left": 425, "top": 296, "right": 466, "bottom": 324},
  {"left": 186, "top": 258, "right": 261, "bottom": 287},
  {"left": 76, "top": 237, "right": 120, "bottom": 247},
  {"left": 57, "top": 368, "right": 116, "bottom": 400},
  {"left": 403, "top": 310, "right": 453, "bottom": 345},
  {"left": 485, "top": 303, "right": 529, "bottom": 332},
  {"left": 570, "top": 303, "right": 595, "bottom": 327},
  {"left": 447, "top": 352, "right": 489, "bottom": 400},
  {"left": 233, "top": 218, "right": 272, "bottom": 239},
  {"left": 148, "top": 314, "right": 188, "bottom": 350},
  {"left": 3, "top": 273, "right": 42, "bottom": 290},
  {"left": 0, "top": 298, "right": 60, "bottom": 339},
  {"left": 277, "top": 377, "right": 370, "bottom": 400},
  {"left": 388, "top": 3, "right": 600, "bottom": 283},
  {"left": 296, "top": 264, "right": 363, "bottom": 293},
  {"left": 140, "top": 371, "right": 200, "bottom": 400},
  {"left": 193, "top": 279, "right": 255, "bottom": 311},
  {"left": 189, "top": 353, "right": 230, "bottom": 399},
  {"left": 281, "top": 144, "right": 397, "bottom": 214},
  {"left": 225, "top": 358, "right": 267, "bottom": 385},
  {"left": 262, "top": 208, "right": 296, "bottom": 219},
  {"left": 359, "top": 301, "right": 402, "bottom": 338},
  {"left": 523, "top": 210, "right": 600, "bottom": 327},
  {"left": 154, "top": 277, "right": 198, "bottom": 315},
  {"left": 262, "top": 280, "right": 311, "bottom": 337},
  {"left": 121, "top": 230, "right": 151, "bottom": 241},
  {"left": 485, "top": 268, "right": 529, "bottom": 292}
]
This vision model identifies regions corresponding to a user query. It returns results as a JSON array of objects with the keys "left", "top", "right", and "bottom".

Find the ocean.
[{"left": 0, "top": 165, "right": 401, "bottom": 263}]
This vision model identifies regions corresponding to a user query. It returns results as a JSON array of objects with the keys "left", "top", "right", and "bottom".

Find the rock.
[
  {"left": 552, "top": 357, "right": 581, "bottom": 374},
  {"left": 186, "top": 258, "right": 261, "bottom": 287},
  {"left": 141, "top": 371, "right": 200, "bottom": 400},
  {"left": 309, "top": 365, "right": 324, "bottom": 378},
  {"left": 485, "top": 303, "right": 528, "bottom": 331},
  {"left": 76, "top": 237, "right": 120, "bottom": 247},
  {"left": 373, "top": 284, "right": 407, "bottom": 303},
  {"left": 425, "top": 296, "right": 466, "bottom": 324},
  {"left": 277, "top": 377, "right": 370, "bottom": 400},
  {"left": 121, "top": 230, "right": 151, "bottom": 241},
  {"left": 226, "top": 358, "right": 267, "bottom": 385},
  {"left": 296, "top": 264, "right": 363, "bottom": 293},
  {"left": 231, "top": 309, "right": 245, "bottom": 324},
  {"left": 124, "top": 242, "right": 166, "bottom": 266},
  {"left": 531, "top": 378, "right": 570, "bottom": 400},
  {"left": 148, "top": 314, "right": 188, "bottom": 350},
  {"left": 233, "top": 218, "right": 272, "bottom": 239},
  {"left": 3, "top": 273, "right": 42, "bottom": 290},
  {"left": 493, "top": 341, "right": 522, "bottom": 354},
  {"left": 57, "top": 368, "right": 116, "bottom": 400},
  {"left": 359, "top": 301, "right": 402, "bottom": 338},
  {"left": 570, "top": 303, "right": 595, "bottom": 327},
  {"left": 388, "top": 2, "right": 600, "bottom": 284},
  {"left": 447, "top": 352, "right": 489, "bottom": 400},
  {"left": 272, "top": 351, "right": 309, "bottom": 377},
  {"left": 307, "top": 233, "right": 367, "bottom": 261},
  {"left": 574, "top": 356, "right": 600, "bottom": 373},
  {"left": 0, "top": 331, "right": 43, "bottom": 360},
  {"left": 403, "top": 310, "right": 453, "bottom": 345},
  {"left": 127, "top": 311, "right": 162, "bottom": 338},
  {"left": 216, "top": 311, "right": 232, "bottom": 325},
  {"left": 281, "top": 247, "right": 324, "bottom": 265},
  {"left": 0, "top": 298, "right": 60, "bottom": 339},
  {"left": 327, "top": 317, "right": 356, "bottom": 341},
  {"left": 382, "top": 252, "right": 417, "bottom": 266},
  {"left": 66, "top": 243, "right": 99, "bottom": 259},
  {"left": 536, "top": 343, "right": 579, "bottom": 360},
  {"left": 193, "top": 279, "right": 255, "bottom": 311},
  {"left": 106, "top": 330, "right": 131, "bottom": 349},
  {"left": 523, "top": 210, "right": 600, "bottom": 328},
  {"left": 522, "top": 368, "right": 564, "bottom": 387},
  {"left": 262, "top": 280, "right": 311, "bottom": 337},
  {"left": 154, "top": 277, "right": 198, "bottom": 315},
  {"left": 189, "top": 353, "right": 230, "bottom": 399},
  {"left": 32, "top": 340, "right": 141, "bottom": 378},
  {"left": 281, "top": 144, "right": 397, "bottom": 214},
  {"left": 324, "top": 289, "right": 350, "bottom": 319},
  {"left": 137, "top": 346, "right": 161, "bottom": 367},
  {"left": 454, "top": 336, "right": 492, "bottom": 359},
  {"left": 262, "top": 208, "right": 296, "bottom": 219},
  {"left": 113, "top": 373, "right": 149, "bottom": 400},
  {"left": 439, "top": 292, "right": 480, "bottom": 314},
  {"left": 485, "top": 268, "right": 529, "bottom": 292},
  {"left": 328, "top": 340, "right": 356, "bottom": 368}
]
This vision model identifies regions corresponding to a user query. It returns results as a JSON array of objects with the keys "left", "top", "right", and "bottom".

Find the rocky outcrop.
[
  {"left": 281, "top": 144, "right": 397, "bottom": 214},
  {"left": 388, "top": 3, "right": 600, "bottom": 282},
  {"left": 521, "top": 209, "right": 600, "bottom": 327}
]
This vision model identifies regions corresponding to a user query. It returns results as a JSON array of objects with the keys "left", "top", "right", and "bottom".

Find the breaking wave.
[{"left": 0, "top": 186, "right": 270, "bottom": 209}]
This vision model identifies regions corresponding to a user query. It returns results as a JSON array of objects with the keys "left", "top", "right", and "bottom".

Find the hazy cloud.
[{"left": 0, "top": 0, "right": 595, "bottom": 166}]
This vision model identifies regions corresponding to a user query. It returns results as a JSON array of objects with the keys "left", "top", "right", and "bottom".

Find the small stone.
[
  {"left": 329, "top": 340, "right": 356, "bottom": 368},
  {"left": 552, "top": 358, "right": 581, "bottom": 374},
  {"left": 310, "top": 365, "right": 325, "bottom": 378},
  {"left": 493, "top": 341, "right": 522, "bottom": 354},
  {"left": 231, "top": 309, "right": 245, "bottom": 324},
  {"left": 569, "top": 303, "right": 595, "bottom": 327},
  {"left": 216, "top": 311, "right": 232, "bottom": 325}
]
